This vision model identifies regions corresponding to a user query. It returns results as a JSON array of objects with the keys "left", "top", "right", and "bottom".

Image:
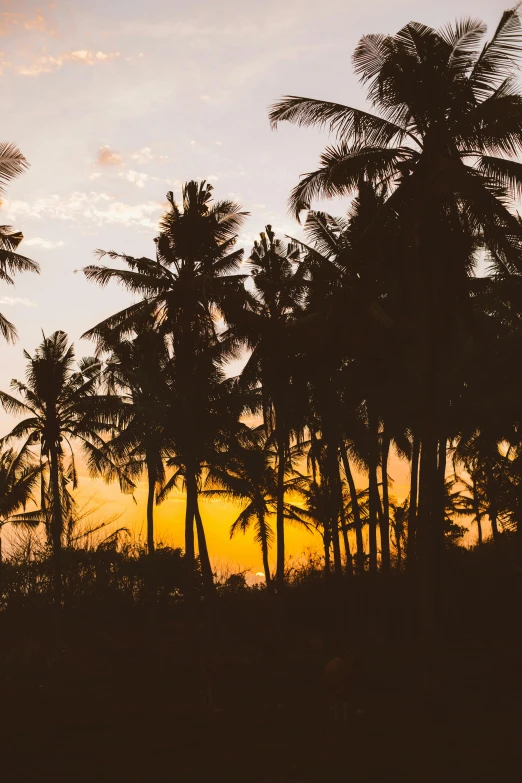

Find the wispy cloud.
[
  {"left": 130, "top": 147, "right": 168, "bottom": 165},
  {"left": 119, "top": 169, "right": 156, "bottom": 188},
  {"left": 24, "top": 237, "right": 65, "bottom": 249},
  {"left": 17, "top": 50, "right": 120, "bottom": 76},
  {"left": 0, "top": 3, "right": 56, "bottom": 38},
  {"left": 4, "top": 192, "right": 165, "bottom": 230},
  {"left": 0, "top": 296, "right": 36, "bottom": 307}
]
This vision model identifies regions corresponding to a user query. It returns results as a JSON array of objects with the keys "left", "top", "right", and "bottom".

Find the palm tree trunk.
[
  {"left": 146, "top": 462, "right": 155, "bottom": 556},
  {"left": 257, "top": 511, "right": 272, "bottom": 591},
  {"left": 437, "top": 438, "right": 447, "bottom": 555},
  {"left": 368, "top": 409, "right": 380, "bottom": 576},
  {"left": 380, "top": 432, "right": 391, "bottom": 575},
  {"left": 341, "top": 448, "right": 364, "bottom": 574},
  {"left": 489, "top": 507, "right": 499, "bottom": 541},
  {"left": 368, "top": 462, "right": 379, "bottom": 576},
  {"left": 275, "top": 431, "right": 286, "bottom": 589},
  {"left": 323, "top": 517, "right": 331, "bottom": 575},
  {"left": 406, "top": 434, "right": 420, "bottom": 571},
  {"left": 194, "top": 499, "right": 214, "bottom": 594},
  {"left": 476, "top": 516, "right": 483, "bottom": 546},
  {"left": 396, "top": 529, "right": 402, "bottom": 572},
  {"left": 417, "top": 428, "right": 439, "bottom": 637},
  {"left": 185, "top": 468, "right": 196, "bottom": 576},
  {"left": 339, "top": 480, "right": 353, "bottom": 576},
  {"left": 49, "top": 445, "right": 63, "bottom": 607},
  {"left": 325, "top": 441, "right": 342, "bottom": 579}
]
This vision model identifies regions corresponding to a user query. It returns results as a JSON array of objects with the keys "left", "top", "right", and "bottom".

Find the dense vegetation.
[
  {"left": 0, "top": 8, "right": 522, "bottom": 783},
  {"left": 2, "top": 8, "right": 522, "bottom": 781},
  {"left": 1, "top": 8, "right": 522, "bottom": 615}
]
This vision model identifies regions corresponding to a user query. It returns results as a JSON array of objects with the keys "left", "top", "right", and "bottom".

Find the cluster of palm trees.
[{"left": 1, "top": 8, "right": 522, "bottom": 615}]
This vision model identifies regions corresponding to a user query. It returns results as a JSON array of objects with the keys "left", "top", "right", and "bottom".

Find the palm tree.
[
  {"left": 233, "top": 226, "right": 307, "bottom": 588},
  {"left": 83, "top": 181, "right": 249, "bottom": 585},
  {"left": 102, "top": 323, "right": 171, "bottom": 556},
  {"left": 0, "top": 331, "right": 127, "bottom": 603},
  {"left": 156, "top": 346, "right": 248, "bottom": 593},
  {"left": 0, "top": 443, "right": 41, "bottom": 561},
  {"left": 0, "top": 143, "right": 39, "bottom": 341},
  {"left": 203, "top": 428, "right": 276, "bottom": 588},
  {"left": 270, "top": 7, "right": 522, "bottom": 623}
]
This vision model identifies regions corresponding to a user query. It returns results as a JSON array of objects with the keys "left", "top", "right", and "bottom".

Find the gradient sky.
[{"left": 0, "top": 0, "right": 501, "bottom": 571}]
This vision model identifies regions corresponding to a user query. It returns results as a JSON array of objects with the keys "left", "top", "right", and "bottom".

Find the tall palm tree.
[
  {"left": 83, "top": 181, "right": 249, "bottom": 584},
  {"left": 102, "top": 323, "right": 171, "bottom": 556},
  {"left": 0, "top": 443, "right": 41, "bottom": 561},
  {"left": 0, "top": 331, "right": 126, "bottom": 603},
  {"left": 234, "top": 226, "right": 307, "bottom": 588},
  {"left": 156, "top": 348, "right": 247, "bottom": 593},
  {"left": 270, "top": 7, "right": 522, "bottom": 623}
]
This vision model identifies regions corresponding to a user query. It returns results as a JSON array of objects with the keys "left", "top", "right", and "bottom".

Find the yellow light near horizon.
[{"left": 66, "top": 449, "right": 414, "bottom": 576}]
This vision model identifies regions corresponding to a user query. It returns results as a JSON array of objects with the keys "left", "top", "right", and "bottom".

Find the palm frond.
[{"left": 269, "top": 96, "right": 409, "bottom": 146}]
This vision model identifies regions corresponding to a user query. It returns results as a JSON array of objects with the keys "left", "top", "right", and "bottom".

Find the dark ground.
[{"left": 0, "top": 583, "right": 520, "bottom": 783}]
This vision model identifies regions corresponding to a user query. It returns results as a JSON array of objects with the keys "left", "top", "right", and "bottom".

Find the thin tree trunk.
[
  {"left": 489, "top": 507, "right": 499, "bottom": 541},
  {"left": 184, "top": 468, "right": 196, "bottom": 586},
  {"left": 396, "top": 531, "right": 402, "bottom": 572},
  {"left": 323, "top": 526, "right": 331, "bottom": 575},
  {"left": 49, "top": 446, "right": 63, "bottom": 607},
  {"left": 368, "top": 462, "right": 379, "bottom": 576},
  {"left": 368, "top": 409, "right": 380, "bottom": 576},
  {"left": 325, "top": 441, "right": 342, "bottom": 580},
  {"left": 476, "top": 514, "right": 483, "bottom": 546},
  {"left": 339, "top": 479, "right": 353, "bottom": 576},
  {"left": 380, "top": 432, "right": 391, "bottom": 575},
  {"left": 195, "top": 499, "right": 214, "bottom": 594},
  {"left": 417, "top": 428, "right": 439, "bottom": 638},
  {"left": 342, "top": 448, "right": 364, "bottom": 574},
  {"left": 437, "top": 437, "right": 447, "bottom": 535},
  {"left": 406, "top": 434, "right": 420, "bottom": 571},
  {"left": 275, "top": 432, "right": 286, "bottom": 589},
  {"left": 146, "top": 464, "right": 155, "bottom": 556},
  {"left": 258, "top": 511, "right": 272, "bottom": 591}
]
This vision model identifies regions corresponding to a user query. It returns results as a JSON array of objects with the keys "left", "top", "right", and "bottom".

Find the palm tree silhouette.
[
  {"left": 0, "top": 443, "right": 41, "bottom": 562},
  {"left": 234, "top": 226, "right": 306, "bottom": 588},
  {"left": 204, "top": 427, "right": 276, "bottom": 588},
  {"left": 156, "top": 348, "right": 247, "bottom": 593},
  {"left": 271, "top": 7, "right": 522, "bottom": 625},
  {"left": 102, "top": 323, "right": 172, "bottom": 556},
  {"left": 0, "top": 143, "right": 39, "bottom": 342},
  {"left": 0, "top": 331, "right": 127, "bottom": 603},
  {"left": 83, "top": 181, "right": 249, "bottom": 584}
]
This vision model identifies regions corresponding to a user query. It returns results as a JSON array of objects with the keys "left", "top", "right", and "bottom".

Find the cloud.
[
  {"left": 0, "top": 296, "right": 35, "bottom": 307},
  {"left": 96, "top": 145, "right": 124, "bottom": 167},
  {"left": 23, "top": 237, "right": 64, "bottom": 249},
  {"left": 130, "top": 147, "right": 168, "bottom": 165},
  {"left": 17, "top": 50, "right": 120, "bottom": 76},
  {"left": 0, "top": 3, "right": 56, "bottom": 38},
  {"left": 68, "top": 50, "right": 120, "bottom": 65},
  {"left": 119, "top": 169, "right": 155, "bottom": 188},
  {"left": 3, "top": 192, "right": 165, "bottom": 230}
]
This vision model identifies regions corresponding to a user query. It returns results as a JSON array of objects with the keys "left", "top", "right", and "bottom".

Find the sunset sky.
[{"left": 0, "top": 0, "right": 500, "bottom": 572}]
